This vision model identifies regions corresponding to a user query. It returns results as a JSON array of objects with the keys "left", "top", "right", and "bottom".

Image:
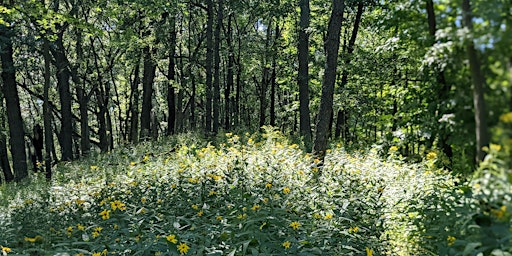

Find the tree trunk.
[
  {"left": 43, "top": 34, "right": 53, "bottom": 179},
  {"left": 213, "top": 0, "right": 223, "bottom": 134},
  {"left": 225, "top": 14, "right": 234, "bottom": 130},
  {"left": 313, "top": 0, "right": 345, "bottom": 159},
  {"left": 53, "top": 31, "right": 74, "bottom": 161},
  {"left": 426, "top": 0, "right": 453, "bottom": 166},
  {"left": 128, "top": 63, "right": 140, "bottom": 143},
  {"left": 0, "top": 90, "right": 13, "bottom": 183},
  {"left": 462, "top": 0, "right": 490, "bottom": 163},
  {"left": 270, "top": 23, "right": 279, "bottom": 127},
  {"left": 205, "top": 0, "right": 214, "bottom": 134},
  {"left": 167, "top": 15, "right": 177, "bottom": 136},
  {"left": 0, "top": 23, "right": 28, "bottom": 181},
  {"left": 298, "top": 0, "right": 313, "bottom": 149},
  {"left": 140, "top": 46, "right": 156, "bottom": 140}
]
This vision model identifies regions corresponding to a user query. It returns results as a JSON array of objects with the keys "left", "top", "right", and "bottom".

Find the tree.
[
  {"left": 313, "top": 0, "right": 345, "bottom": 159},
  {"left": 0, "top": 22, "right": 28, "bottom": 181},
  {"left": 462, "top": 0, "right": 490, "bottom": 162},
  {"left": 0, "top": 89, "right": 14, "bottom": 183},
  {"left": 205, "top": 0, "right": 214, "bottom": 134},
  {"left": 298, "top": 0, "right": 312, "bottom": 150},
  {"left": 213, "top": 0, "right": 224, "bottom": 134}
]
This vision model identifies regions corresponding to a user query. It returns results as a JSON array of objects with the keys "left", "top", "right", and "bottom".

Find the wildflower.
[
  {"left": 77, "top": 224, "right": 85, "bottom": 231},
  {"left": 389, "top": 146, "right": 398, "bottom": 152},
  {"left": 262, "top": 198, "right": 269, "bottom": 204},
  {"left": 490, "top": 144, "right": 502, "bottom": 152},
  {"left": 141, "top": 197, "right": 147, "bottom": 204},
  {"left": 111, "top": 200, "right": 126, "bottom": 211},
  {"left": 426, "top": 151, "right": 437, "bottom": 160},
  {"left": 366, "top": 247, "right": 373, "bottom": 256},
  {"left": 349, "top": 226, "right": 359, "bottom": 233},
  {"left": 166, "top": 234, "right": 178, "bottom": 244},
  {"left": 251, "top": 205, "right": 260, "bottom": 211},
  {"left": 102, "top": 249, "right": 108, "bottom": 256},
  {"left": 282, "top": 241, "right": 291, "bottom": 249},
  {"left": 191, "top": 204, "right": 199, "bottom": 210},
  {"left": 142, "top": 155, "right": 149, "bottom": 162},
  {"left": 92, "top": 252, "right": 101, "bottom": 256},
  {"left": 265, "top": 183, "right": 272, "bottom": 189},
  {"left": 130, "top": 162, "right": 136, "bottom": 166},
  {"left": 2, "top": 246, "right": 11, "bottom": 253},
  {"left": 324, "top": 213, "right": 333, "bottom": 220},
  {"left": 492, "top": 205, "right": 507, "bottom": 220},
  {"left": 75, "top": 253, "right": 84, "bottom": 256},
  {"left": 313, "top": 213, "right": 322, "bottom": 219},
  {"left": 237, "top": 213, "right": 247, "bottom": 219},
  {"left": 500, "top": 112, "right": 512, "bottom": 123},
  {"left": 447, "top": 236, "right": 456, "bottom": 246},
  {"left": 208, "top": 190, "right": 217, "bottom": 196},
  {"left": 289, "top": 221, "right": 301, "bottom": 230},
  {"left": 282, "top": 187, "right": 290, "bottom": 194},
  {"left": 197, "top": 210, "right": 204, "bottom": 216},
  {"left": 90, "top": 166, "right": 98, "bottom": 170},
  {"left": 113, "top": 224, "right": 119, "bottom": 230},
  {"left": 99, "top": 209, "right": 111, "bottom": 220},
  {"left": 177, "top": 242, "right": 190, "bottom": 254},
  {"left": 216, "top": 216, "right": 223, "bottom": 221}
]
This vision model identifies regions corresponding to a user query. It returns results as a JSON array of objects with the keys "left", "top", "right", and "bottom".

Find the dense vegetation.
[{"left": 1, "top": 0, "right": 511, "bottom": 255}]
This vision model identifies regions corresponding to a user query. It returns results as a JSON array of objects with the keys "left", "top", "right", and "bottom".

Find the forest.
[{"left": 0, "top": 0, "right": 511, "bottom": 255}]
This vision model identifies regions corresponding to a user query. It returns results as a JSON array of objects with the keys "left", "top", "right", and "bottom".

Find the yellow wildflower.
[
  {"left": 324, "top": 213, "right": 333, "bottom": 220},
  {"left": 366, "top": 247, "right": 373, "bottom": 256},
  {"left": 141, "top": 197, "right": 147, "bottom": 204},
  {"left": 265, "top": 183, "right": 272, "bottom": 189},
  {"left": 282, "top": 187, "right": 291, "bottom": 194},
  {"left": 166, "top": 234, "right": 178, "bottom": 244},
  {"left": 191, "top": 204, "right": 199, "bottom": 210},
  {"left": 491, "top": 205, "right": 507, "bottom": 220},
  {"left": 130, "top": 162, "right": 136, "bottom": 166},
  {"left": 389, "top": 146, "right": 398, "bottom": 152},
  {"left": 111, "top": 200, "right": 126, "bottom": 211},
  {"left": 208, "top": 190, "right": 217, "bottom": 196},
  {"left": 282, "top": 241, "right": 291, "bottom": 249},
  {"left": 426, "top": 151, "right": 437, "bottom": 160},
  {"left": 24, "top": 236, "right": 42, "bottom": 243},
  {"left": 102, "top": 249, "right": 108, "bottom": 256},
  {"left": 77, "top": 224, "right": 85, "bottom": 231},
  {"left": 90, "top": 165, "right": 98, "bottom": 170},
  {"left": 490, "top": 144, "right": 502, "bottom": 152},
  {"left": 197, "top": 210, "right": 204, "bottom": 216},
  {"left": 447, "top": 236, "right": 456, "bottom": 246},
  {"left": 99, "top": 209, "right": 110, "bottom": 220},
  {"left": 92, "top": 252, "right": 101, "bottom": 256},
  {"left": 499, "top": 112, "right": 512, "bottom": 123},
  {"left": 289, "top": 221, "right": 301, "bottom": 230},
  {"left": 2, "top": 246, "right": 11, "bottom": 253},
  {"left": 251, "top": 205, "right": 260, "bottom": 211},
  {"left": 177, "top": 242, "right": 190, "bottom": 254},
  {"left": 313, "top": 213, "right": 322, "bottom": 219},
  {"left": 349, "top": 226, "right": 359, "bottom": 233},
  {"left": 216, "top": 216, "right": 223, "bottom": 221}
]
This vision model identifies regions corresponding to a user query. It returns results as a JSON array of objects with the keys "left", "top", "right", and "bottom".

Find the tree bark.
[
  {"left": 462, "top": 0, "right": 490, "bottom": 163},
  {"left": 53, "top": 31, "right": 74, "bottom": 161},
  {"left": 43, "top": 35, "right": 53, "bottom": 179},
  {"left": 205, "top": 0, "right": 214, "bottom": 134},
  {"left": 167, "top": 15, "right": 177, "bottom": 136},
  {"left": 225, "top": 14, "right": 234, "bottom": 130},
  {"left": 129, "top": 62, "right": 140, "bottom": 143},
  {"left": 313, "top": 0, "right": 345, "bottom": 159},
  {"left": 298, "top": 0, "right": 313, "bottom": 149},
  {"left": 213, "top": 0, "right": 223, "bottom": 134},
  {"left": 140, "top": 45, "right": 156, "bottom": 140},
  {"left": 0, "top": 89, "right": 13, "bottom": 182},
  {"left": 0, "top": 23, "right": 28, "bottom": 180}
]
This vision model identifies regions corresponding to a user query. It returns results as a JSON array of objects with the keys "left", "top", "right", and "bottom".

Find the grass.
[{"left": 0, "top": 128, "right": 510, "bottom": 255}]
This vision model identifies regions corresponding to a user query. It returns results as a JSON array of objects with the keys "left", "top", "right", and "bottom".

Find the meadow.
[{"left": 0, "top": 128, "right": 510, "bottom": 255}]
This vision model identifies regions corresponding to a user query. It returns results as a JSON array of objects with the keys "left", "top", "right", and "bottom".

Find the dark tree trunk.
[
  {"left": 53, "top": 32, "right": 74, "bottom": 161},
  {"left": 298, "top": 0, "right": 312, "bottom": 149},
  {"left": 313, "top": 0, "right": 345, "bottom": 159},
  {"left": 140, "top": 46, "right": 156, "bottom": 140},
  {"left": 205, "top": 0, "right": 214, "bottom": 134},
  {"left": 0, "top": 90, "right": 13, "bottom": 182},
  {"left": 1, "top": 24, "right": 28, "bottom": 181},
  {"left": 426, "top": 0, "right": 453, "bottom": 166},
  {"left": 462, "top": 0, "right": 489, "bottom": 163},
  {"left": 167, "top": 17, "right": 177, "bottom": 136},
  {"left": 128, "top": 63, "right": 140, "bottom": 143},
  {"left": 259, "top": 18, "right": 273, "bottom": 128},
  {"left": 213, "top": 0, "right": 223, "bottom": 134},
  {"left": 225, "top": 14, "right": 234, "bottom": 130},
  {"left": 270, "top": 23, "right": 279, "bottom": 127}
]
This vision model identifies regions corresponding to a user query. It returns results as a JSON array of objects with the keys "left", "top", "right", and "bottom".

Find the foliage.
[{"left": 0, "top": 130, "right": 388, "bottom": 255}]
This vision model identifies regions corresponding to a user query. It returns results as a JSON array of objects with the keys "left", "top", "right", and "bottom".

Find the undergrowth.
[{"left": 0, "top": 128, "right": 510, "bottom": 255}]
